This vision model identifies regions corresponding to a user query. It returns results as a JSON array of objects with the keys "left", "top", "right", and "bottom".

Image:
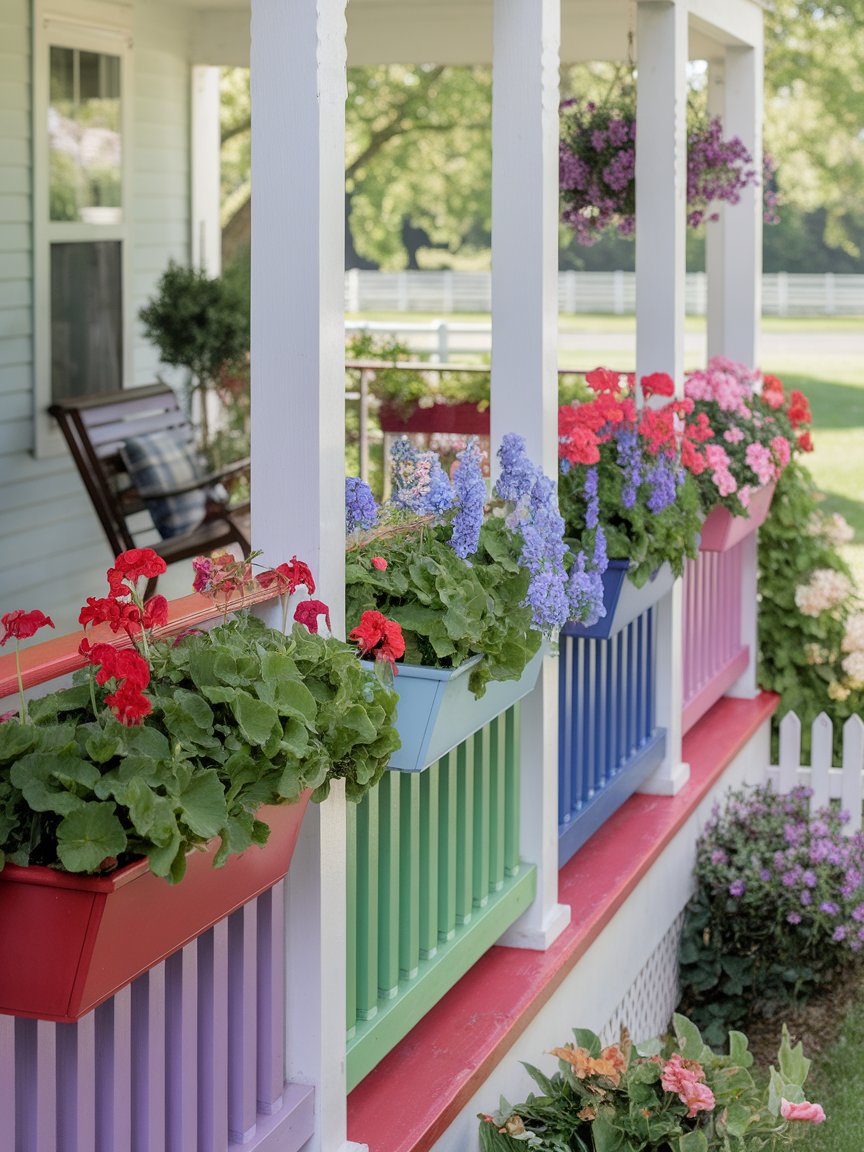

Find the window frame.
[{"left": 33, "top": 3, "right": 134, "bottom": 457}]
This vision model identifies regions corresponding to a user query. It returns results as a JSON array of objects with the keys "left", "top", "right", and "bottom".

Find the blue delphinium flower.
[
  {"left": 645, "top": 456, "right": 678, "bottom": 514},
  {"left": 615, "top": 426, "right": 641, "bottom": 509},
  {"left": 390, "top": 437, "right": 453, "bottom": 516},
  {"left": 450, "top": 438, "right": 486, "bottom": 559},
  {"left": 495, "top": 433, "right": 539, "bottom": 503},
  {"left": 345, "top": 477, "right": 378, "bottom": 534},
  {"left": 567, "top": 552, "right": 606, "bottom": 628}
]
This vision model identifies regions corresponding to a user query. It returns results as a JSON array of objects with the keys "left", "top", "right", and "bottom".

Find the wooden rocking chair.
[{"left": 50, "top": 385, "right": 251, "bottom": 596}]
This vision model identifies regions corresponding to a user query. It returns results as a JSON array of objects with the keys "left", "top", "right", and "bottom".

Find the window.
[{"left": 34, "top": 7, "right": 132, "bottom": 454}]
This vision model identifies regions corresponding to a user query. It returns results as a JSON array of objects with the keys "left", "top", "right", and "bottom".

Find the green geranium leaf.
[
  {"left": 178, "top": 771, "right": 228, "bottom": 838},
  {"left": 56, "top": 803, "right": 127, "bottom": 872},
  {"left": 11, "top": 752, "right": 99, "bottom": 815},
  {"left": 0, "top": 722, "right": 38, "bottom": 762},
  {"left": 231, "top": 692, "right": 280, "bottom": 747}
]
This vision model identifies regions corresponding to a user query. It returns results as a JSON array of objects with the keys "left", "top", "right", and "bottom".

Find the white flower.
[
  {"left": 842, "top": 612, "right": 864, "bottom": 654},
  {"left": 842, "top": 651, "right": 864, "bottom": 690},
  {"left": 794, "top": 569, "right": 853, "bottom": 617}
]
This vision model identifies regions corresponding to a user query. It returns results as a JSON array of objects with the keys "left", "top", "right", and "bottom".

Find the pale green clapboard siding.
[
  {"left": 346, "top": 704, "right": 536, "bottom": 1091},
  {"left": 0, "top": 3, "right": 195, "bottom": 629}
]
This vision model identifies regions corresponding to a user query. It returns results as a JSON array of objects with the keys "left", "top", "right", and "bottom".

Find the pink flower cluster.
[{"left": 660, "top": 1053, "right": 715, "bottom": 1118}]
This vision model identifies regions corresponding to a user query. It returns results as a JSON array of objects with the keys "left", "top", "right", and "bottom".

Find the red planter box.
[
  {"left": 699, "top": 481, "right": 776, "bottom": 552},
  {"left": 378, "top": 401, "right": 490, "bottom": 436},
  {"left": 0, "top": 794, "right": 310, "bottom": 1023}
]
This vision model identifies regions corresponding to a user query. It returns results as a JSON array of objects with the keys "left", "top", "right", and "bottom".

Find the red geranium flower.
[
  {"left": 0, "top": 609, "right": 55, "bottom": 646},
  {"left": 293, "top": 599, "right": 332, "bottom": 634},
  {"left": 79, "top": 596, "right": 141, "bottom": 634},
  {"left": 259, "top": 556, "right": 316, "bottom": 596},
  {"left": 681, "top": 439, "right": 707, "bottom": 475},
  {"left": 641, "top": 372, "right": 675, "bottom": 399},
  {"left": 105, "top": 682, "right": 151, "bottom": 726},
  {"left": 584, "top": 367, "right": 620, "bottom": 395},
  {"left": 797, "top": 430, "right": 814, "bottom": 452},
  {"left": 761, "top": 374, "right": 785, "bottom": 410},
  {"left": 109, "top": 548, "right": 167, "bottom": 584},
  {"left": 349, "top": 610, "right": 406, "bottom": 668},
  {"left": 787, "top": 390, "right": 812, "bottom": 428},
  {"left": 371, "top": 557, "right": 388, "bottom": 571},
  {"left": 559, "top": 424, "right": 601, "bottom": 466},
  {"left": 142, "top": 595, "right": 168, "bottom": 630}
]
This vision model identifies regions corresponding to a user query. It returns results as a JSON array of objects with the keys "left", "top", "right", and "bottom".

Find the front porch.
[{"left": 0, "top": 0, "right": 774, "bottom": 1149}]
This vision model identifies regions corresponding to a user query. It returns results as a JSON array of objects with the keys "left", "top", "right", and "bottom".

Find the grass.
[{"left": 801, "top": 996, "right": 864, "bottom": 1150}]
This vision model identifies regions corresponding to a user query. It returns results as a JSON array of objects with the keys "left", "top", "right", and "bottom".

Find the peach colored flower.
[{"left": 780, "top": 1099, "right": 826, "bottom": 1124}]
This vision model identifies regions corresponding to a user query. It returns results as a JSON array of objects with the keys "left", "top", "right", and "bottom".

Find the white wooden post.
[
  {"left": 191, "top": 66, "right": 223, "bottom": 275},
  {"left": 709, "top": 40, "right": 765, "bottom": 703},
  {"left": 705, "top": 45, "right": 763, "bottom": 365},
  {"left": 634, "top": 0, "right": 689, "bottom": 797},
  {"left": 249, "top": 4, "right": 357, "bottom": 1151},
  {"left": 491, "top": 0, "right": 569, "bottom": 951}
]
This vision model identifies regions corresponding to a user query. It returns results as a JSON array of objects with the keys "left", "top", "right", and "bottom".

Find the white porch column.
[
  {"left": 705, "top": 44, "right": 764, "bottom": 366},
  {"left": 491, "top": 0, "right": 570, "bottom": 951},
  {"left": 705, "top": 40, "right": 764, "bottom": 701},
  {"left": 191, "top": 66, "right": 222, "bottom": 275},
  {"left": 250, "top": 4, "right": 356, "bottom": 1152},
  {"left": 635, "top": 0, "right": 690, "bottom": 796},
  {"left": 709, "top": 40, "right": 764, "bottom": 695}
]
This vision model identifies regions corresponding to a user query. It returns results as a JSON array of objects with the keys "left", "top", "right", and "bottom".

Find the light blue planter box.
[{"left": 366, "top": 649, "right": 545, "bottom": 773}]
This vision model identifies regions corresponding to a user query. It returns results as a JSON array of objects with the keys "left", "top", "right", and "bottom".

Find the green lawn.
[{"left": 800, "top": 995, "right": 864, "bottom": 1151}]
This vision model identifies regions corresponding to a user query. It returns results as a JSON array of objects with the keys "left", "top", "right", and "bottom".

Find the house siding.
[{"left": 0, "top": 1, "right": 194, "bottom": 632}]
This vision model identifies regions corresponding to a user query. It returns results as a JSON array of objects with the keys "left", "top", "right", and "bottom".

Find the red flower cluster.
[
  {"left": 559, "top": 370, "right": 685, "bottom": 469},
  {"left": 293, "top": 599, "right": 332, "bottom": 634},
  {"left": 0, "top": 609, "right": 54, "bottom": 647},
  {"left": 75, "top": 548, "right": 170, "bottom": 725},
  {"left": 349, "top": 610, "right": 405, "bottom": 669},
  {"left": 79, "top": 639, "right": 151, "bottom": 725},
  {"left": 258, "top": 556, "right": 316, "bottom": 596}
]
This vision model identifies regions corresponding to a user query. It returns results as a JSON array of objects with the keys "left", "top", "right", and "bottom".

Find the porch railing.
[
  {"left": 0, "top": 589, "right": 315, "bottom": 1152},
  {"left": 558, "top": 606, "right": 666, "bottom": 866},
  {"left": 681, "top": 543, "right": 749, "bottom": 734},
  {"left": 345, "top": 705, "right": 536, "bottom": 1091}
]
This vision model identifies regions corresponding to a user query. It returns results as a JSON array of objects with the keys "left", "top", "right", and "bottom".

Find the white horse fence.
[
  {"left": 344, "top": 270, "right": 864, "bottom": 318},
  {"left": 767, "top": 712, "right": 864, "bottom": 833}
]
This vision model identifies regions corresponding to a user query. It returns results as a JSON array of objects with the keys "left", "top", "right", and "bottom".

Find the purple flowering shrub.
[
  {"left": 345, "top": 436, "right": 600, "bottom": 697},
  {"left": 678, "top": 784, "right": 864, "bottom": 1044},
  {"left": 559, "top": 98, "right": 775, "bottom": 246}
]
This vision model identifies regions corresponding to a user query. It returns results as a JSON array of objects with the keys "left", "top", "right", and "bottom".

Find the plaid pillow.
[{"left": 122, "top": 430, "right": 209, "bottom": 538}]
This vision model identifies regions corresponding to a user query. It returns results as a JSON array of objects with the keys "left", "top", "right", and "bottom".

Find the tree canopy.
[{"left": 219, "top": 4, "right": 864, "bottom": 272}]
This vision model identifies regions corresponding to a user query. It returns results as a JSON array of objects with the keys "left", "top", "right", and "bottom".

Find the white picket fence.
[
  {"left": 344, "top": 270, "right": 864, "bottom": 317},
  {"left": 767, "top": 712, "right": 864, "bottom": 833}
]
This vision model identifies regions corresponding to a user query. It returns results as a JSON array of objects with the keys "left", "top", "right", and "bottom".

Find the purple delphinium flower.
[
  {"left": 645, "top": 457, "right": 678, "bottom": 515},
  {"left": 615, "top": 427, "right": 641, "bottom": 509},
  {"left": 449, "top": 438, "right": 486, "bottom": 560},
  {"left": 345, "top": 476, "right": 379, "bottom": 534},
  {"left": 389, "top": 438, "right": 454, "bottom": 516},
  {"left": 567, "top": 552, "right": 605, "bottom": 628},
  {"left": 495, "top": 433, "right": 539, "bottom": 503},
  {"left": 787, "top": 912, "right": 802, "bottom": 925},
  {"left": 729, "top": 879, "right": 745, "bottom": 898},
  {"left": 833, "top": 926, "right": 847, "bottom": 942},
  {"left": 820, "top": 902, "right": 839, "bottom": 916}
]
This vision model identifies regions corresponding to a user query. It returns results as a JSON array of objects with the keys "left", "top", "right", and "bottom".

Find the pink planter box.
[
  {"left": 699, "top": 481, "right": 776, "bottom": 552},
  {"left": 0, "top": 795, "right": 310, "bottom": 1023}
]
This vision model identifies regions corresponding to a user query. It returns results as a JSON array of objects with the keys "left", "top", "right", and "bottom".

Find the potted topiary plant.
[
  {"left": 139, "top": 261, "right": 249, "bottom": 463},
  {"left": 0, "top": 547, "right": 400, "bottom": 1021}
]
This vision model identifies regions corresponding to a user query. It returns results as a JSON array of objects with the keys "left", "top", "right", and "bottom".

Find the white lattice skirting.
[{"left": 600, "top": 911, "right": 685, "bottom": 1048}]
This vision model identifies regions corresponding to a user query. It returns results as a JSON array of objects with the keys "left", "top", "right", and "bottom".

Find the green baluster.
[{"left": 399, "top": 772, "right": 421, "bottom": 981}]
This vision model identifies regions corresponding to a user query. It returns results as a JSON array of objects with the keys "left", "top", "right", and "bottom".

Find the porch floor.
[{"left": 346, "top": 691, "right": 779, "bottom": 1152}]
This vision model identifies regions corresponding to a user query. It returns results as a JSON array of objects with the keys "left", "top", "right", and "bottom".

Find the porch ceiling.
[{"left": 183, "top": 0, "right": 763, "bottom": 68}]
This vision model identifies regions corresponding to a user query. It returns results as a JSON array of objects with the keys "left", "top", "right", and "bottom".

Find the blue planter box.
[
  {"left": 562, "top": 560, "right": 675, "bottom": 640},
  {"left": 366, "top": 649, "right": 544, "bottom": 772}
]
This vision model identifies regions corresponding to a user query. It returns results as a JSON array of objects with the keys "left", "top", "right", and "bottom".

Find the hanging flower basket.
[
  {"left": 559, "top": 98, "right": 773, "bottom": 246},
  {"left": 699, "top": 481, "right": 776, "bottom": 552},
  {"left": 0, "top": 795, "right": 311, "bottom": 1024},
  {"left": 367, "top": 649, "right": 544, "bottom": 773},
  {"left": 562, "top": 559, "right": 675, "bottom": 640}
]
